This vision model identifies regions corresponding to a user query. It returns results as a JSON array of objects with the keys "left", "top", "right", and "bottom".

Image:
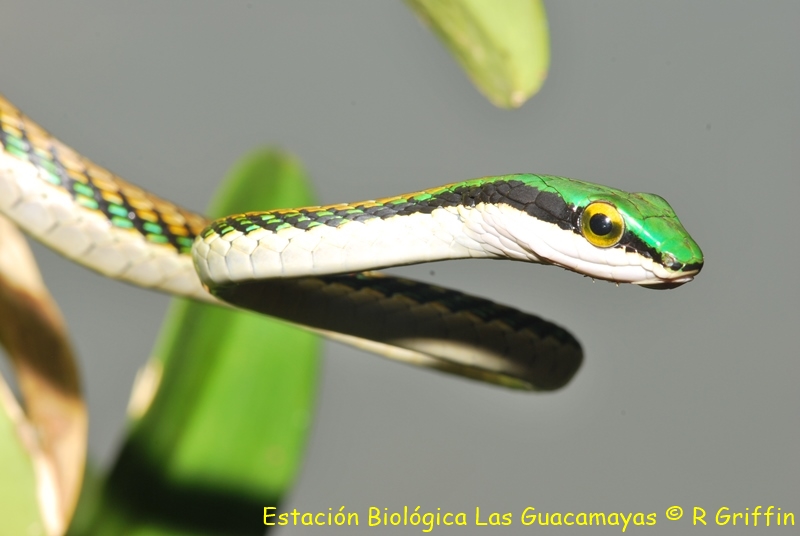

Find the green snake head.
[
  {"left": 603, "top": 191, "right": 704, "bottom": 288},
  {"left": 494, "top": 175, "right": 704, "bottom": 288}
]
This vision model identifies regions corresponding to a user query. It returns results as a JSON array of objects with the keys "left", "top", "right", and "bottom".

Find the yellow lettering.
[
  {"left": 694, "top": 507, "right": 706, "bottom": 525},
  {"left": 753, "top": 506, "right": 762, "bottom": 527},
  {"left": 716, "top": 507, "right": 730, "bottom": 525},
  {"left": 263, "top": 507, "right": 276, "bottom": 525},
  {"left": 368, "top": 507, "right": 380, "bottom": 526},
  {"left": 520, "top": 507, "right": 536, "bottom": 526},
  {"left": 620, "top": 512, "right": 632, "bottom": 532},
  {"left": 589, "top": 512, "right": 606, "bottom": 525}
]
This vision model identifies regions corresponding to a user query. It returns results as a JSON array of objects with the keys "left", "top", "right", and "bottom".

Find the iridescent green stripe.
[{"left": 0, "top": 107, "right": 198, "bottom": 255}]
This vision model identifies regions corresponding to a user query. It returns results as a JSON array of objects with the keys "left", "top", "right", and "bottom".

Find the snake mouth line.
[{"left": 637, "top": 270, "right": 700, "bottom": 290}]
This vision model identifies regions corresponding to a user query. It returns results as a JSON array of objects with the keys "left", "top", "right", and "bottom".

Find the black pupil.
[{"left": 589, "top": 213, "right": 613, "bottom": 236}]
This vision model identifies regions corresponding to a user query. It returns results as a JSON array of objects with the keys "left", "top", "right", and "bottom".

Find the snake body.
[
  {"left": 0, "top": 96, "right": 210, "bottom": 300},
  {"left": 195, "top": 174, "right": 703, "bottom": 289},
  {"left": 0, "top": 94, "right": 703, "bottom": 390}
]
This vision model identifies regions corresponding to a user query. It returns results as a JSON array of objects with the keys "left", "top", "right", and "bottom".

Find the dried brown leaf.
[{"left": 0, "top": 215, "right": 87, "bottom": 534}]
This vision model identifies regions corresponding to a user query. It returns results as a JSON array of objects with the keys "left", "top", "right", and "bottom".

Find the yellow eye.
[{"left": 580, "top": 202, "right": 625, "bottom": 248}]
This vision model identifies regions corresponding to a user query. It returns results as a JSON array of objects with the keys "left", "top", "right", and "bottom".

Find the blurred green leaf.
[
  {"left": 64, "top": 462, "right": 103, "bottom": 536},
  {"left": 407, "top": 0, "right": 550, "bottom": 108},
  {"left": 74, "top": 149, "right": 320, "bottom": 535}
]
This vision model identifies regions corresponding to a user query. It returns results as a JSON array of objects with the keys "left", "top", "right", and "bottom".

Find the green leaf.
[
  {"left": 76, "top": 149, "right": 320, "bottom": 535},
  {"left": 407, "top": 0, "right": 550, "bottom": 108}
]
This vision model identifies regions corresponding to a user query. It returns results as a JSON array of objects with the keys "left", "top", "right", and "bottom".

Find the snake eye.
[{"left": 580, "top": 202, "right": 625, "bottom": 248}]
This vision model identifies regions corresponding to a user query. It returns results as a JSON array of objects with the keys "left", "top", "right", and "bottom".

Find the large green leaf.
[
  {"left": 407, "top": 0, "right": 550, "bottom": 108},
  {"left": 75, "top": 149, "right": 320, "bottom": 535}
]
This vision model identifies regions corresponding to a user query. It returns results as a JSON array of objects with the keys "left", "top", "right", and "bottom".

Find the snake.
[{"left": 0, "top": 93, "right": 703, "bottom": 391}]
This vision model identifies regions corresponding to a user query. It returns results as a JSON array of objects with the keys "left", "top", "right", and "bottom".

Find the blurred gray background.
[{"left": 1, "top": 1, "right": 798, "bottom": 534}]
